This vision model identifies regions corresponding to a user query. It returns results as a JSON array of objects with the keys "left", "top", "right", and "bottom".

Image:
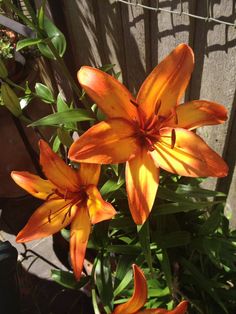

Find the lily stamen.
[{"left": 171, "top": 129, "right": 176, "bottom": 149}]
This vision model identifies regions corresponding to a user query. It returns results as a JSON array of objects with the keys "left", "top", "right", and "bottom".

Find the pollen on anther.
[
  {"left": 171, "top": 129, "right": 176, "bottom": 149},
  {"left": 130, "top": 99, "right": 139, "bottom": 107}
]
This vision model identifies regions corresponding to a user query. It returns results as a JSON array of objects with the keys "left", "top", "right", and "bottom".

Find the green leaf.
[
  {"left": 114, "top": 268, "right": 133, "bottom": 297},
  {"left": 16, "top": 38, "right": 43, "bottom": 51},
  {"left": 154, "top": 201, "right": 221, "bottom": 216},
  {"left": 114, "top": 255, "right": 133, "bottom": 292},
  {"left": 37, "top": 16, "right": 66, "bottom": 59},
  {"left": 35, "top": 83, "right": 54, "bottom": 103},
  {"left": 51, "top": 269, "right": 90, "bottom": 290},
  {"left": 181, "top": 258, "right": 228, "bottom": 313},
  {"left": 96, "top": 253, "right": 113, "bottom": 313},
  {"left": 100, "top": 179, "right": 125, "bottom": 197},
  {"left": 52, "top": 135, "right": 61, "bottom": 152},
  {"left": 137, "top": 221, "right": 153, "bottom": 274},
  {"left": 107, "top": 245, "right": 141, "bottom": 255},
  {"left": 156, "top": 250, "right": 172, "bottom": 293},
  {"left": 154, "top": 231, "right": 191, "bottom": 248},
  {"left": 60, "top": 228, "right": 70, "bottom": 242},
  {"left": 57, "top": 92, "right": 69, "bottom": 112},
  {"left": 1, "top": 83, "right": 22, "bottom": 117},
  {"left": 29, "top": 109, "right": 94, "bottom": 127},
  {"left": 57, "top": 128, "right": 73, "bottom": 147},
  {"left": 99, "top": 64, "right": 115, "bottom": 73},
  {"left": 198, "top": 206, "right": 222, "bottom": 236}
]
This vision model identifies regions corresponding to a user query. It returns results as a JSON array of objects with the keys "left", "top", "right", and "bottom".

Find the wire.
[{"left": 116, "top": 0, "right": 236, "bottom": 28}]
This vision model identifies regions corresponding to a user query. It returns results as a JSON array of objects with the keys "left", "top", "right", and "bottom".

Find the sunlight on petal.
[
  {"left": 78, "top": 163, "right": 101, "bottom": 186},
  {"left": 126, "top": 149, "right": 159, "bottom": 225},
  {"left": 78, "top": 66, "right": 139, "bottom": 121},
  {"left": 69, "top": 118, "right": 139, "bottom": 164},
  {"left": 135, "top": 300, "right": 188, "bottom": 314},
  {"left": 137, "top": 44, "right": 194, "bottom": 119},
  {"left": 11, "top": 171, "right": 56, "bottom": 200},
  {"left": 70, "top": 206, "right": 91, "bottom": 281},
  {"left": 39, "top": 140, "right": 80, "bottom": 192},
  {"left": 16, "top": 199, "right": 76, "bottom": 242},
  {"left": 165, "top": 100, "right": 228, "bottom": 130},
  {"left": 152, "top": 128, "right": 228, "bottom": 177},
  {"left": 86, "top": 185, "right": 116, "bottom": 224}
]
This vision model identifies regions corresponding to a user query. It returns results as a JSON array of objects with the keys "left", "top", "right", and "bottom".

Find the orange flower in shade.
[
  {"left": 11, "top": 140, "right": 116, "bottom": 280},
  {"left": 69, "top": 44, "right": 228, "bottom": 225},
  {"left": 112, "top": 264, "right": 188, "bottom": 314}
]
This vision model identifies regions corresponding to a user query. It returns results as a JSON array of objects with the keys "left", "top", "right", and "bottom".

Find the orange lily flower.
[
  {"left": 11, "top": 140, "right": 116, "bottom": 280},
  {"left": 113, "top": 264, "right": 188, "bottom": 314},
  {"left": 69, "top": 44, "right": 228, "bottom": 225}
]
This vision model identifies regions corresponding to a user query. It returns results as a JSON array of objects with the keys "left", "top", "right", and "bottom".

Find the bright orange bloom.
[
  {"left": 11, "top": 140, "right": 116, "bottom": 280},
  {"left": 69, "top": 44, "right": 228, "bottom": 225},
  {"left": 112, "top": 264, "right": 188, "bottom": 314}
]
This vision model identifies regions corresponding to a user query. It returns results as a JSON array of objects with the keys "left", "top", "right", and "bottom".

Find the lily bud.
[
  {"left": 1, "top": 83, "right": 22, "bottom": 117},
  {"left": 0, "top": 59, "right": 8, "bottom": 79}
]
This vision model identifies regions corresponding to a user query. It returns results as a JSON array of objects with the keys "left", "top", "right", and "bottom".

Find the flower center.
[{"left": 130, "top": 99, "right": 178, "bottom": 151}]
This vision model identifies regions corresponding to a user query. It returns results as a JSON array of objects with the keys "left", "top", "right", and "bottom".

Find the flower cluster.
[{"left": 12, "top": 44, "right": 228, "bottom": 312}]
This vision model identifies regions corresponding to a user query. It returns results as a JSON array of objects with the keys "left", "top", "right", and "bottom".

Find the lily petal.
[
  {"left": 152, "top": 128, "right": 228, "bottom": 177},
  {"left": 137, "top": 44, "right": 194, "bottom": 119},
  {"left": 11, "top": 171, "right": 56, "bottom": 200},
  {"left": 68, "top": 118, "right": 139, "bottom": 164},
  {"left": 86, "top": 185, "right": 116, "bottom": 224},
  {"left": 70, "top": 206, "right": 91, "bottom": 281},
  {"left": 135, "top": 300, "right": 188, "bottom": 314},
  {"left": 113, "top": 264, "right": 147, "bottom": 314},
  {"left": 78, "top": 163, "right": 101, "bottom": 186},
  {"left": 165, "top": 100, "right": 228, "bottom": 130},
  {"left": 16, "top": 199, "right": 76, "bottom": 242},
  {"left": 126, "top": 149, "right": 159, "bottom": 225},
  {"left": 78, "top": 66, "right": 139, "bottom": 121},
  {"left": 39, "top": 140, "right": 80, "bottom": 192}
]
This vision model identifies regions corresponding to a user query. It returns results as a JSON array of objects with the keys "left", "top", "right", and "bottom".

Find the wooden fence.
[{"left": 1, "top": 0, "right": 236, "bottom": 224}]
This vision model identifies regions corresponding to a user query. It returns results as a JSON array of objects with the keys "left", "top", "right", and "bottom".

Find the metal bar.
[{"left": 0, "top": 14, "right": 35, "bottom": 37}]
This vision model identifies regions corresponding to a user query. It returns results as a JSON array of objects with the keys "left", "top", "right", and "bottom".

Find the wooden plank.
[
  {"left": 190, "top": 0, "right": 236, "bottom": 190},
  {"left": 95, "top": 0, "right": 127, "bottom": 83},
  {"left": 120, "top": 0, "right": 147, "bottom": 93},
  {"left": 62, "top": 0, "right": 102, "bottom": 69},
  {"left": 151, "top": 0, "right": 195, "bottom": 67},
  {"left": 0, "top": 107, "right": 37, "bottom": 198}
]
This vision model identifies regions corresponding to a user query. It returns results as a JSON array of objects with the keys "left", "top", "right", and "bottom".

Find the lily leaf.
[
  {"left": 37, "top": 16, "right": 66, "bottom": 59},
  {"left": 29, "top": 109, "right": 94, "bottom": 127},
  {"left": 51, "top": 269, "right": 90, "bottom": 290},
  {"left": 16, "top": 38, "right": 43, "bottom": 51},
  {"left": 35, "top": 83, "right": 54, "bottom": 103}
]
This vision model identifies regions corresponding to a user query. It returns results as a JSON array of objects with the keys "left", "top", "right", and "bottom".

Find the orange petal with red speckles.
[
  {"left": 39, "top": 140, "right": 80, "bottom": 192},
  {"left": 11, "top": 171, "right": 56, "bottom": 200},
  {"left": 68, "top": 118, "right": 139, "bottom": 164},
  {"left": 78, "top": 163, "right": 101, "bottom": 186},
  {"left": 152, "top": 128, "right": 228, "bottom": 177},
  {"left": 113, "top": 264, "right": 147, "bottom": 314},
  {"left": 135, "top": 300, "right": 188, "bottom": 314},
  {"left": 86, "top": 185, "right": 116, "bottom": 224},
  {"left": 165, "top": 100, "right": 228, "bottom": 130},
  {"left": 16, "top": 199, "right": 76, "bottom": 242},
  {"left": 126, "top": 149, "right": 159, "bottom": 225},
  {"left": 78, "top": 66, "right": 139, "bottom": 121},
  {"left": 70, "top": 206, "right": 91, "bottom": 281},
  {"left": 137, "top": 44, "right": 194, "bottom": 119}
]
